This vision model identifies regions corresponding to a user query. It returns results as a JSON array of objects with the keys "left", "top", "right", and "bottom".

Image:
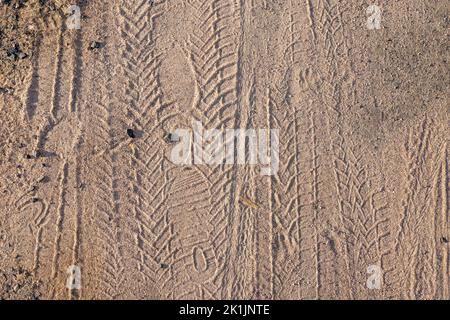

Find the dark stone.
[{"left": 127, "top": 129, "right": 136, "bottom": 139}]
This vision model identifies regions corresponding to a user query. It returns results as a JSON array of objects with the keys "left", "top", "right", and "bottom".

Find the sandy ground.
[{"left": 0, "top": 0, "right": 448, "bottom": 300}]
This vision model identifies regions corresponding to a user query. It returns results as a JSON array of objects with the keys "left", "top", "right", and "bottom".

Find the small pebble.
[
  {"left": 38, "top": 176, "right": 50, "bottom": 184},
  {"left": 18, "top": 52, "right": 28, "bottom": 59},
  {"left": 127, "top": 129, "right": 136, "bottom": 139},
  {"left": 0, "top": 87, "right": 13, "bottom": 94},
  {"left": 89, "top": 41, "right": 104, "bottom": 50}
]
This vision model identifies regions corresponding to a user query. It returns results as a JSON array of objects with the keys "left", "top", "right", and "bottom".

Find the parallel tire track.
[
  {"left": 114, "top": 0, "right": 180, "bottom": 297},
  {"left": 186, "top": 0, "right": 241, "bottom": 299}
]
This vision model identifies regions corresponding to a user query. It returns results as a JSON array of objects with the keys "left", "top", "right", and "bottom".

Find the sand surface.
[{"left": 0, "top": 0, "right": 448, "bottom": 300}]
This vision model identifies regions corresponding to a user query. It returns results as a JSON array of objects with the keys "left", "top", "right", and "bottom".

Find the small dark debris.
[
  {"left": 127, "top": 128, "right": 136, "bottom": 139},
  {"left": 89, "top": 41, "right": 104, "bottom": 51},
  {"left": 6, "top": 44, "right": 28, "bottom": 61},
  {"left": 24, "top": 154, "right": 33, "bottom": 160},
  {"left": 442, "top": 237, "right": 449, "bottom": 244},
  {"left": 31, "top": 198, "right": 39, "bottom": 203},
  {"left": 166, "top": 133, "right": 180, "bottom": 143},
  {"left": 0, "top": 265, "right": 42, "bottom": 300},
  {"left": 160, "top": 263, "right": 169, "bottom": 269}
]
